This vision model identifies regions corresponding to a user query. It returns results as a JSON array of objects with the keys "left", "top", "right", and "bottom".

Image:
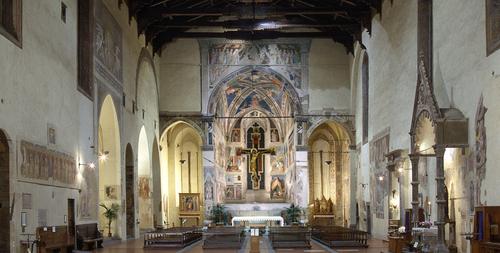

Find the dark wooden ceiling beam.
[{"left": 151, "top": 19, "right": 360, "bottom": 29}]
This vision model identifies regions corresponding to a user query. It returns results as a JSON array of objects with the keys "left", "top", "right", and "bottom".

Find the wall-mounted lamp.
[
  {"left": 180, "top": 159, "right": 186, "bottom": 165},
  {"left": 360, "top": 183, "right": 367, "bottom": 189},
  {"left": 378, "top": 175, "right": 384, "bottom": 181},
  {"left": 98, "top": 151, "right": 109, "bottom": 161},
  {"left": 324, "top": 160, "right": 332, "bottom": 166},
  {"left": 21, "top": 212, "right": 27, "bottom": 233},
  {"left": 79, "top": 162, "right": 95, "bottom": 169}
]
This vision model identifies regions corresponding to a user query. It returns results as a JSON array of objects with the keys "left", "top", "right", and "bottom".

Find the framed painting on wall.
[{"left": 179, "top": 193, "right": 201, "bottom": 214}]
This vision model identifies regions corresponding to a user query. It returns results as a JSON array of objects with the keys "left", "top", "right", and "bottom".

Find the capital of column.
[
  {"left": 433, "top": 144, "right": 446, "bottom": 157},
  {"left": 408, "top": 153, "right": 420, "bottom": 162}
]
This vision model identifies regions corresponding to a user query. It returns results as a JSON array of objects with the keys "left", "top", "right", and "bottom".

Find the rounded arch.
[
  {"left": 349, "top": 42, "right": 366, "bottom": 114},
  {"left": 159, "top": 121, "right": 204, "bottom": 226},
  {"left": 135, "top": 48, "right": 159, "bottom": 104},
  {"left": 0, "top": 129, "right": 10, "bottom": 252},
  {"left": 137, "top": 126, "right": 153, "bottom": 230},
  {"left": 98, "top": 95, "right": 122, "bottom": 238},
  {"left": 308, "top": 120, "right": 352, "bottom": 226},
  {"left": 307, "top": 119, "right": 354, "bottom": 144},
  {"left": 161, "top": 119, "right": 205, "bottom": 144},
  {"left": 136, "top": 48, "right": 159, "bottom": 122},
  {"left": 207, "top": 66, "right": 303, "bottom": 115}
]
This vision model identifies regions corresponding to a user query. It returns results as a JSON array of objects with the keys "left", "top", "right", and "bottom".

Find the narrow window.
[
  {"left": 77, "top": 0, "right": 94, "bottom": 99},
  {"left": 362, "top": 52, "right": 369, "bottom": 144},
  {"left": 61, "top": 2, "right": 67, "bottom": 23},
  {"left": 0, "top": 0, "right": 23, "bottom": 46}
]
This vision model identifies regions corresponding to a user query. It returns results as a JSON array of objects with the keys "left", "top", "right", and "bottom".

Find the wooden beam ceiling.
[{"left": 126, "top": 0, "right": 381, "bottom": 54}]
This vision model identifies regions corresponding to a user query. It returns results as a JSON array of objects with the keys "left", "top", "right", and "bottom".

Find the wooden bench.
[
  {"left": 312, "top": 225, "right": 368, "bottom": 248},
  {"left": 202, "top": 227, "right": 244, "bottom": 249},
  {"left": 144, "top": 227, "right": 202, "bottom": 248},
  {"left": 269, "top": 226, "right": 312, "bottom": 249},
  {"left": 36, "top": 226, "right": 74, "bottom": 253},
  {"left": 76, "top": 223, "right": 103, "bottom": 250}
]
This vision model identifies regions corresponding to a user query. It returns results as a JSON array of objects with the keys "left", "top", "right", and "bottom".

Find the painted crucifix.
[{"left": 237, "top": 123, "right": 275, "bottom": 190}]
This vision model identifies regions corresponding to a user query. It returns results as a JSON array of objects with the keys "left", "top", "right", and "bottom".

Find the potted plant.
[
  {"left": 100, "top": 203, "right": 120, "bottom": 237},
  {"left": 285, "top": 203, "right": 302, "bottom": 225},
  {"left": 210, "top": 204, "right": 228, "bottom": 226}
]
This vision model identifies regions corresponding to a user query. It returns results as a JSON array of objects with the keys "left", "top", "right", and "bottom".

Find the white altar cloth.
[{"left": 231, "top": 216, "right": 284, "bottom": 226}]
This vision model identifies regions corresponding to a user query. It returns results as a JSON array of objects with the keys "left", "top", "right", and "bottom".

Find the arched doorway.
[
  {"left": 308, "top": 121, "right": 351, "bottom": 226},
  {"left": 137, "top": 126, "right": 153, "bottom": 230},
  {"left": 98, "top": 95, "right": 122, "bottom": 238},
  {"left": 160, "top": 121, "right": 203, "bottom": 226},
  {"left": 0, "top": 130, "right": 10, "bottom": 252},
  {"left": 125, "top": 144, "right": 135, "bottom": 239}
]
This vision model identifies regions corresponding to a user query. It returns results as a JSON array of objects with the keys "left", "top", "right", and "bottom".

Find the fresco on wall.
[
  {"left": 235, "top": 92, "right": 273, "bottom": 115},
  {"left": 369, "top": 132, "right": 390, "bottom": 219},
  {"left": 209, "top": 43, "right": 301, "bottom": 66},
  {"left": 270, "top": 175, "right": 285, "bottom": 199},
  {"left": 138, "top": 177, "right": 151, "bottom": 199},
  {"left": 475, "top": 94, "right": 487, "bottom": 183},
  {"left": 80, "top": 168, "right": 98, "bottom": 220},
  {"left": 225, "top": 184, "right": 243, "bottom": 200},
  {"left": 19, "top": 140, "right": 77, "bottom": 186},
  {"left": 95, "top": 0, "right": 123, "bottom": 83},
  {"left": 208, "top": 42, "right": 303, "bottom": 88}
]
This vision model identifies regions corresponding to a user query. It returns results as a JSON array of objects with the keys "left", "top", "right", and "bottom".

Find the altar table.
[{"left": 231, "top": 216, "right": 284, "bottom": 226}]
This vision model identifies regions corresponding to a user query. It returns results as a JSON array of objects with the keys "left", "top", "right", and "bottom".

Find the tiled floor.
[{"left": 90, "top": 237, "right": 388, "bottom": 253}]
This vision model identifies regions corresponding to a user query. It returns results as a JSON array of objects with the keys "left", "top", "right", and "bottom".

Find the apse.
[{"left": 308, "top": 121, "right": 351, "bottom": 226}]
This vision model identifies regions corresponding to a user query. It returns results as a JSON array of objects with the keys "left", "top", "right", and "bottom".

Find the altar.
[{"left": 231, "top": 216, "right": 284, "bottom": 226}]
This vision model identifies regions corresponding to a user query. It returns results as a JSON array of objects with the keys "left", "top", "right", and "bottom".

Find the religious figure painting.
[
  {"left": 271, "top": 155, "right": 285, "bottom": 174},
  {"left": 235, "top": 92, "right": 273, "bottom": 115},
  {"left": 19, "top": 140, "right": 77, "bottom": 186},
  {"left": 104, "top": 185, "right": 118, "bottom": 200},
  {"left": 95, "top": 0, "right": 123, "bottom": 82},
  {"left": 270, "top": 175, "right": 285, "bottom": 200},
  {"left": 475, "top": 94, "right": 487, "bottom": 181},
  {"left": 226, "top": 155, "right": 241, "bottom": 172},
  {"left": 270, "top": 129, "right": 280, "bottom": 142},
  {"left": 179, "top": 193, "right": 200, "bottom": 213},
  {"left": 369, "top": 132, "right": 390, "bottom": 219},
  {"left": 225, "top": 184, "right": 242, "bottom": 200},
  {"left": 231, "top": 129, "right": 241, "bottom": 142},
  {"left": 138, "top": 176, "right": 151, "bottom": 199}
]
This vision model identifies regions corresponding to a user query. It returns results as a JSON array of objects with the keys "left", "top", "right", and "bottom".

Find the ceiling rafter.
[{"left": 125, "top": 0, "right": 379, "bottom": 54}]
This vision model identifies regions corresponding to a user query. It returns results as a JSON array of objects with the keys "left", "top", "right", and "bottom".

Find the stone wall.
[{"left": 0, "top": 0, "right": 161, "bottom": 250}]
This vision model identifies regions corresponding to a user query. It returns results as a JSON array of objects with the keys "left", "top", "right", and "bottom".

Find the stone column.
[
  {"left": 409, "top": 153, "right": 420, "bottom": 227},
  {"left": 433, "top": 144, "right": 449, "bottom": 253},
  {"left": 349, "top": 145, "right": 358, "bottom": 228}
]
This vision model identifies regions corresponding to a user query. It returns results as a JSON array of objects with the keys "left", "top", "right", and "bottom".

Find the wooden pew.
[
  {"left": 76, "top": 223, "right": 103, "bottom": 250},
  {"left": 312, "top": 225, "right": 368, "bottom": 248},
  {"left": 144, "top": 227, "right": 202, "bottom": 248},
  {"left": 37, "top": 226, "right": 74, "bottom": 253},
  {"left": 269, "top": 226, "right": 312, "bottom": 249},
  {"left": 202, "top": 227, "right": 244, "bottom": 249}
]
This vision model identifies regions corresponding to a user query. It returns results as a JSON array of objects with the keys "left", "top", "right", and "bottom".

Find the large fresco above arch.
[{"left": 200, "top": 39, "right": 310, "bottom": 115}]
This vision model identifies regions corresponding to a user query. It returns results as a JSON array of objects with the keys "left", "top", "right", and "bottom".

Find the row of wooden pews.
[
  {"left": 312, "top": 225, "right": 368, "bottom": 248},
  {"left": 268, "top": 226, "right": 312, "bottom": 249},
  {"left": 143, "top": 227, "right": 203, "bottom": 248},
  {"left": 202, "top": 227, "right": 245, "bottom": 249}
]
